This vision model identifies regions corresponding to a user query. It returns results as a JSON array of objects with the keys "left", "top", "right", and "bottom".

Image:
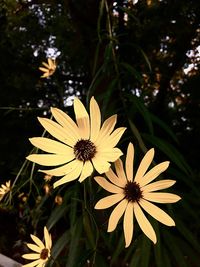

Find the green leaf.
[{"left": 46, "top": 203, "right": 69, "bottom": 231}]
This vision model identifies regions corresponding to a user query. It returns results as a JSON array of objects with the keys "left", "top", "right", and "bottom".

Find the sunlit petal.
[
  {"left": 26, "top": 154, "right": 71, "bottom": 166},
  {"left": 106, "top": 168, "right": 127, "bottom": 188},
  {"left": 22, "top": 259, "right": 41, "bottom": 267},
  {"left": 103, "top": 127, "right": 126, "bottom": 148},
  {"left": 44, "top": 227, "right": 52, "bottom": 250},
  {"left": 134, "top": 202, "right": 157, "bottom": 243},
  {"left": 78, "top": 161, "right": 94, "bottom": 182},
  {"left": 108, "top": 199, "right": 128, "bottom": 232},
  {"left": 114, "top": 159, "right": 127, "bottom": 184},
  {"left": 142, "top": 180, "right": 176, "bottom": 193},
  {"left": 26, "top": 244, "right": 41, "bottom": 253},
  {"left": 123, "top": 202, "right": 134, "bottom": 248},
  {"left": 143, "top": 192, "right": 181, "bottom": 203},
  {"left": 94, "top": 176, "right": 123, "bottom": 193},
  {"left": 139, "top": 161, "right": 170, "bottom": 187},
  {"left": 125, "top": 143, "right": 134, "bottom": 182},
  {"left": 90, "top": 97, "right": 101, "bottom": 142},
  {"left": 134, "top": 148, "right": 155, "bottom": 182},
  {"left": 30, "top": 235, "right": 44, "bottom": 249},
  {"left": 92, "top": 156, "right": 111, "bottom": 174},
  {"left": 139, "top": 199, "right": 175, "bottom": 226},
  {"left": 95, "top": 193, "right": 124, "bottom": 209},
  {"left": 73, "top": 97, "right": 90, "bottom": 139},
  {"left": 22, "top": 253, "right": 40, "bottom": 260},
  {"left": 97, "top": 148, "right": 123, "bottom": 162}
]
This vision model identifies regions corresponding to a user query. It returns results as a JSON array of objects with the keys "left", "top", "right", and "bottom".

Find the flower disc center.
[
  {"left": 124, "top": 181, "right": 142, "bottom": 202},
  {"left": 40, "top": 248, "right": 49, "bottom": 260},
  {"left": 74, "top": 139, "right": 96, "bottom": 161}
]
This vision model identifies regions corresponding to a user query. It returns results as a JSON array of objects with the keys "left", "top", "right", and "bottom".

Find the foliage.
[{"left": 0, "top": 0, "right": 200, "bottom": 266}]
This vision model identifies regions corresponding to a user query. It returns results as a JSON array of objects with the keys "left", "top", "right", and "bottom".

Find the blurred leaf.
[{"left": 47, "top": 203, "right": 69, "bottom": 231}]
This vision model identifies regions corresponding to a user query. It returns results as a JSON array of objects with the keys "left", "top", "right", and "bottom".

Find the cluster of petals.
[
  {"left": 39, "top": 58, "right": 56, "bottom": 78},
  {"left": 0, "top": 180, "right": 11, "bottom": 201},
  {"left": 27, "top": 97, "right": 126, "bottom": 188},
  {"left": 94, "top": 143, "right": 181, "bottom": 247},
  {"left": 22, "top": 226, "right": 52, "bottom": 267}
]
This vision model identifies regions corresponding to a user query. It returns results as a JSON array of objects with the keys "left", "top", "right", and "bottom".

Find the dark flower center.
[
  {"left": 124, "top": 181, "right": 143, "bottom": 202},
  {"left": 40, "top": 248, "right": 49, "bottom": 260},
  {"left": 74, "top": 139, "right": 96, "bottom": 161}
]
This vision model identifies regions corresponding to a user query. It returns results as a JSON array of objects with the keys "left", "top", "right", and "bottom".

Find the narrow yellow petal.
[
  {"left": 139, "top": 161, "right": 170, "bottom": 187},
  {"left": 94, "top": 176, "right": 123, "bottom": 193},
  {"left": 102, "top": 127, "right": 126, "bottom": 148},
  {"left": 31, "top": 234, "right": 45, "bottom": 249},
  {"left": 38, "top": 117, "right": 75, "bottom": 146},
  {"left": 42, "top": 62, "right": 50, "bottom": 68},
  {"left": 139, "top": 199, "right": 175, "bottom": 226},
  {"left": 123, "top": 202, "right": 134, "bottom": 248},
  {"left": 26, "top": 243, "right": 41, "bottom": 253},
  {"left": 95, "top": 193, "right": 124, "bottom": 209},
  {"left": 134, "top": 202, "right": 157, "bottom": 243},
  {"left": 39, "top": 67, "right": 48, "bottom": 72},
  {"left": 143, "top": 192, "right": 181, "bottom": 203},
  {"left": 78, "top": 161, "right": 94, "bottom": 182},
  {"left": 95, "top": 115, "right": 117, "bottom": 146},
  {"left": 90, "top": 97, "right": 101, "bottom": 142},
  {"left": 48, "top": 58, "right": 53, "bottom": 68},
  {"left": 50, "top": 107, "right": 80, "bottom": 141},
  {"left": 53, "top": 161, "right": 83, "bottom": 188},
  {"left": 22, "top": 259, "right": 41, "bottom": 267},
  {"left": 39, "top": 160, "right": 79, "bottom": 177},
  {"left": 125, "top": 143, "right": 134, "bottom": 182},
  {"left": 29, "top": 137, "right": 74, "bottom": 155},
  {"left": 73, "top": 97, "right": 90, "bottom": 139},
  {"left": 134, "top": 148, "right": 155, "bottom": 183},
  {"left": 114, "top": 159, "right": 127, "bottom": 184},
  {"left": 22, "top": 253, "right": 40, "bottom": 260},
  {"left": 106, "top": 168, "right": 127, "bottom": 188},
  {"left": 108, "top": 199, "right": 128, "bottom": 232},
  {"left": 97, "top": 148, "right": 123, "bottom": 162},
  {"left": 92, "top": 156, "right": 111, "bottom": 174},
  {"left": 26, "top": 154, "right": 71, "bottom": 166},
  {"left": 41, "top": 73, "right": 49, "bottom": 78},
  {"left": 44, "top": 227, "right": 52, "bottom": 250},
  {"left": 142, "top": 180, "right": 176, "bottom": 193}
]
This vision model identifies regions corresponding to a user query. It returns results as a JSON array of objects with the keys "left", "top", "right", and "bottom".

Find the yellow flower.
[
  {"left": 94, "top": 143, "right": 181, "bottom": 247},
  {"left": 39, "top": 58, "right": 56, "bottom": 78},
  {"left": 22, "top": 226, "right": 52, "bottom": 267},
  {"left": 27, "top": 97, "right": 126, "bottom": 188},
  {"left": 0, "top": 180, "right": 11, "bottom": 201}
]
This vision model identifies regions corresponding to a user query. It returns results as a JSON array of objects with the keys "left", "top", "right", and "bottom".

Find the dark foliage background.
[{"left": 0, "top": 0, "right": 199, "bottom": 266}]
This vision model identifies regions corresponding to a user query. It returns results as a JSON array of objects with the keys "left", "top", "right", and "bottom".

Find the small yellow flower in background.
[
  {"left": 27, "top": 97, "right": 126, "bottom": 188},
  {"left": 55, "top": 195, "right": 63, "bottom": 205},
  {"left": 94, "top": 143, "right": 181, "bottom": 248},
  {"left": 39, "top": 58, "right": 56, "bottom": 78},
  {"left": 0, "top": 180, "right": 11, "bottom": 201},
  {"left": 44, "top": 174, "right": 53, "bottom": 182},
  {"left": 22, "top": 226, "right": 52, "bottom": 267}
]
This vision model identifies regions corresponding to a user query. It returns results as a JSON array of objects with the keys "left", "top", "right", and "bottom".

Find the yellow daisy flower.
[
  {"left": 27, "top": 97, "right": 126, "bottom": 188},
  {"left": 39, "top": 58, "right": 56, "bottom": 78},
  {"left": 22, "top": 226, "right": 52, "bottom": 267},
  {"left": 0, "top": 180, "right": 11, "bottom": 201},
  {"left": 94, "top": 143, "right": 181, "bottom": 248}
]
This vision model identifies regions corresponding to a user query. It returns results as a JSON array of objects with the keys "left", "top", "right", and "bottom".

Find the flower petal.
[
  {"left": 90, "top": 97, "right": 101, "bottom": 142},
  {"left": 73, "top": 97, "right": 90, "bottom": 139},
  {"left": 44, "top": 227, "right": 52, "bottom": 250},
  {"left": 22, "top": 253, "right": 40, "bottom": 260},
  {"left": 94, "top": 176, "right": 123, "bottom": 193},
  {"left": 134, "top": 202, "right": 157, "bottom": 244},
  {"left": 39, "top": 159, "right": 79, "bottom": 176},
  {"left": 139, "top": 161, "right": 170, "bottom": 187},
  {"left": 42, "top": 62, "right": 50, "bottom": 68},
  {"left": 92, "top": 156, "right": 111, "bottom": 174},
  {"left": 108, "top": 199, "right": 128, "bottom": 232},
  {"left": 78, "top": 161, "right": 94, "bottom": 182},
  {"left": 134, "top": 148, "right": 155, "bottom": 183},
  {"left": 123, "top": 202, "right": 134, "bottom": 248},
  {"left": 29, "top": 137, "right": 74, "bottom": 155},
  {"left": 103, "top": 127, "right": 126, "bottom": 148},
  {"left": 106, "top": 168, "right": 127, "bottom": 188},
  {"left": 38, "top": 117, "right": 75, "bottom": 146},
  {"left": 22, "top": 259, "right": 41, "bottom": 267},
  {"left": 26, "top": 154, "right": 71, "bottom": 166},
  {"left": 143, "top": 192, "right": 181, "bottom": 203},
  {"left": 95, "top": 115, "right": 117, "bottom": 146},
  {"left": 139, "top": 199, "right": 175, "bottom": 226},
  {"left": 97, "top": 148, "right": 123, "bottom": 162},
  {"left": 26, "top": 244, "right": 41, "bottom": 253},
  {"left": 39, "top": 67, "right": 48, "bottom": 72},
  {"left": 31, "top": 235, "right": 45, "bottom": 249},
  {"left": 95, "top": 193, "right": 124, "bottom": 209},
  {"left": 50, "top": 107, "right": 80, "bottom": 141},
  {"left": 125, "top": 143, "right": 134, "bottom": 182},
  {"left": 142, "top": 180, "right": 176, "bottom": 193},
  {"left": 114, "top": 159, "right": 127, "bottom": 184},
  {"left": 53, "top": 161, "right": 83, "bottom": 188}
]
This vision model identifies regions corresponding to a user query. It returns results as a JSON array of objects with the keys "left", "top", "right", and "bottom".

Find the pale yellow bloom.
[
  {"left": 27, "top": 97, "right": 126, "bottom": 188},
  {"left": 39, "top": 58, "right": 56, "bottom": 78},
  {"left": 0, "top": 180, "right": 11, "bottom": 201},
  {"left": 22, "top": 226, "right": 52, "bottom": 267},
  {"left": 95, "top": 143, "right": 181, "bottom": 247}
]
